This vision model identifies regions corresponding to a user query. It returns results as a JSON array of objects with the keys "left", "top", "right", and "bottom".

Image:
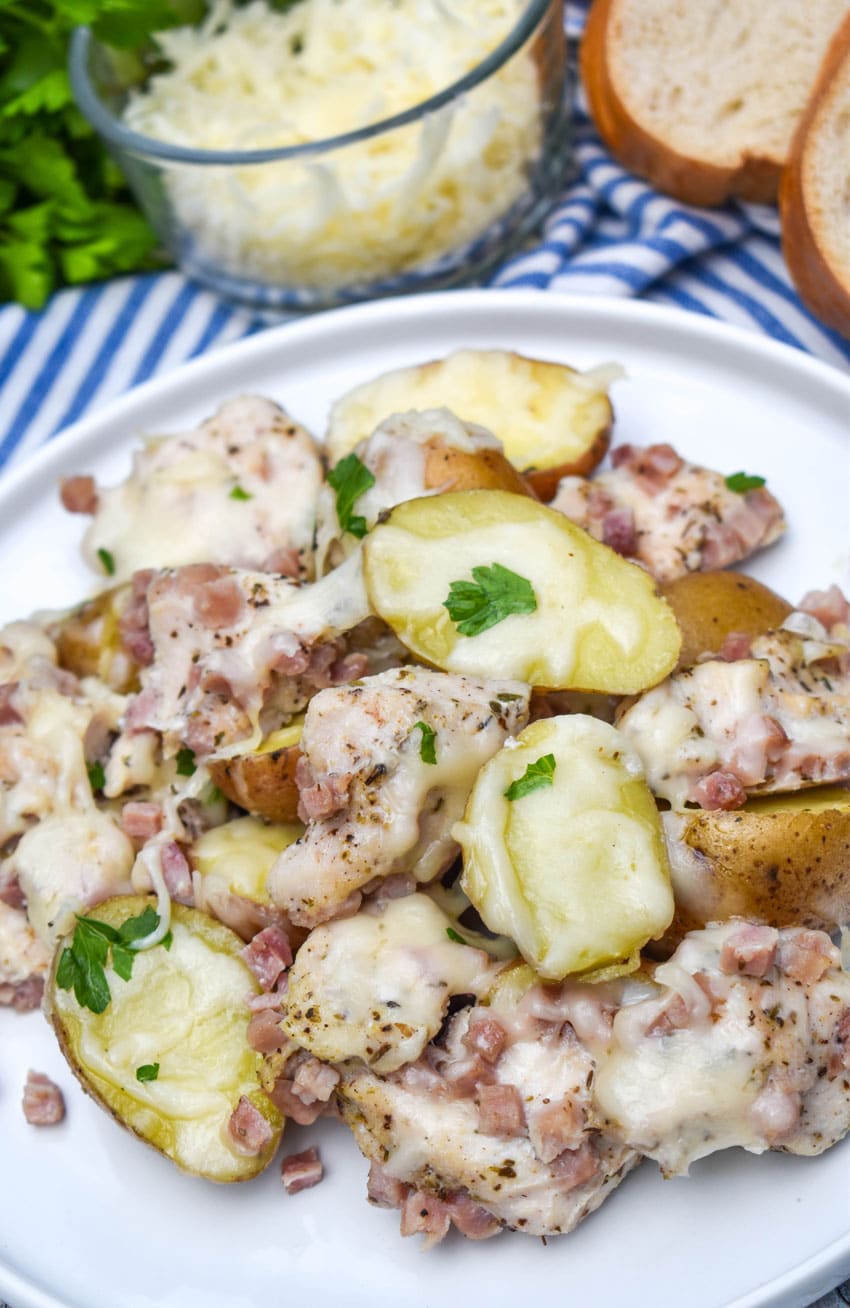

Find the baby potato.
[
  {"left": 456, "top": 715, "right": 675, "bottom": 979},
  {"left": 45, "top": 895, "right": 284, "bottom": 1181},
  {"left": 421, "top": 435, "right": 537, "bottom": 499},
  {"left": 51, "top": 583, "right": 139, "bottom": 692},
  {"left": 662, "top": 787, "right": 850, "bottom": 946},
  {"left": 326, "top": 349, "right": 614, "bottom": 499},
  {"left": 660, "top": 571, "right": 793, "bottom": 669},
  {"left": 208, "top": 718, "right": 304, "bottom": 823},
  {"left": 362, "top": 489, "right": 680, "bottom": 693}
]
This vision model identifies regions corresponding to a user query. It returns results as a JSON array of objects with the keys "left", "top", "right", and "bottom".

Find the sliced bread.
[
  {"left": 581, "top": 0, "right": 850, "bottom": 206},
  {"left": 781, "top": 13, "right": 850, "bottom": 337}
]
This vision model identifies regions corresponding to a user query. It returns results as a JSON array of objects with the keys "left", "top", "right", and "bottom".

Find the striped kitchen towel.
[{"left": 1, "top": 0, "right": 849, "bottom": 476}]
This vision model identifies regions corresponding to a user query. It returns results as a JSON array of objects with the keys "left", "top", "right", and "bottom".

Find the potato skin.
[
  {"left": 660, "top": 570, "right": 793, "bottom": 669},
  {"left": 209, "top": 743, "right": 301, "bottom": 824},
  {"left": 422, "top": 438, "right": 538, "bottom": 499},
  {"left": 662, "top": 793, "right": 850, "bottom": 947},
  {"left": 522, "top": 424, "right": 611, "bottom": 502},
  {"left": 51, "top": 583, "right": 139, "bottom": 693}
]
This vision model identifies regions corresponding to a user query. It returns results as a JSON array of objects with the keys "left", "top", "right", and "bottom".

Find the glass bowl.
[{"left": 69, "top": 0, "right": 570, "bottom": 314}]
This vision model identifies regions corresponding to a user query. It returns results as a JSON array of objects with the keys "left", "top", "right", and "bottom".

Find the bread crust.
[
  {"left": 780, "top": 12, "right": 850, "bottom": 338},
  {"left": 581, "top": 0, "right": 785, "bottom": 206}
]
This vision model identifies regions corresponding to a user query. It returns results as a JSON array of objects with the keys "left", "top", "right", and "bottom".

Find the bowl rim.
[{"left": 69, "top": 0, "right": 555, "bottom": 167}]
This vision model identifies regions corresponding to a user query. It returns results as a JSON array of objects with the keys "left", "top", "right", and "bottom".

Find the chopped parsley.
[
  {"left": 229, "top": 484, "right": 252, "bottom": 501},
  {"left": 175, "top": 747, "right": 196, "bottom": 777},
  {"left": 413, "top": 721, "right": 437, "bottom": 765},
  {"left": 444, "top": 563, "right": 537, "bottom": 637},
  {"left": 56, "top": 906, "right": 162, "bottom": 1014},
  {"left": 446, "top": 927, "right": 467, "bottom": 945},
  {"left": 86, "top": 759, "right": 105, "bottom": 792},
  {"left": 136, "top": 1063, "right": 160, "bottom": 1083},
  {"left": 504, "top": 753, "right": 557, "bottom": 802},
  {"left": 327, "top": 453, "right": 376, "bottom": 539},
  {"left": 725, "top": 471, "right": 766, "bottom": 494},
  {"left": 97, "top": 547, "right": 115, "bottom": 576}
]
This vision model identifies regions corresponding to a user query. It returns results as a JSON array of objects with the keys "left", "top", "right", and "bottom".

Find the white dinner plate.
[{"left": 1, "top": 290, "right": 849, "bottom": 1308}]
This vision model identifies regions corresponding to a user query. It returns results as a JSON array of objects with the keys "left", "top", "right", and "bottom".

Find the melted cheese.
[
  {"left": 193, "top": 815, "right": 303, "bottom": 904},
  {"left": 282, "top": 894, "right": 494, "bottom": 1072}
]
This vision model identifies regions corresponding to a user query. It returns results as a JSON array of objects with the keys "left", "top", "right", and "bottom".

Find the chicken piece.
[
  {"left": 616, "top": 618, "right": 850, "bottom": 808},
  {"left": 267, "top": 667, "right": 530, "bottom": 927},
  {"left": 315, "top": 408, "right": 504, "bottom": 572},
  {"left": 550, "top": 443, "right": 784, "bottom": 583},
  {"left": 0, "top": 900, "right": 50, "bottom": 1011},
  {"left": 120, "top": 552, "right": 378, "bottom": 760},
  {"left": 282, "top": 894, "right": 499, "bottom": 1073},
  {"left": 592, "top": 921, "right": 850, "bottom": 1175},
  {"left": 76, "top": 396, "right": 323, "bottom": 584}
]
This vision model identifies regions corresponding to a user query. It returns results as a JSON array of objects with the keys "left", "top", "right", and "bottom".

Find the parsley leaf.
[
  {"left": 446, "top": 927, "right": 467, "bottom": 945},
  {"left": 444, "top": 563, "right": 537, "bottom": 637},
  {"left": 327, "top": 453, "right": 376, "bottom": 539},
  {"left": 725, "top": 471, "right": 766, "bottom": 494},
  {"left": 136, "top": 1062, "right": 160, "bottom": 1083},
  {"left": 504, "top": 753, "right": 557, "bottom": 802},
  {"left": 55, "top": 906, "right": 165, "bottom": 1014},
  {"left": 97, "top": 546, "right": 115, "bottom": 576},
  {"left": 86, "top": 759, "right": 105, "bottom": 792},
  {"left": 229, "top": 484, "right": 252, "bottom": 501},
  {"left": 413, "top": 720, "right": 437, "bottom": 765},
  {"left": 175, "top": 747, "right": 196, "bottom": 776}
]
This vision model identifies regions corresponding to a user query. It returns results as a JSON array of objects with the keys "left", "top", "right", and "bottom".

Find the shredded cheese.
[{"left": 123, "top": 0, "right": 541, "bottom": 288}]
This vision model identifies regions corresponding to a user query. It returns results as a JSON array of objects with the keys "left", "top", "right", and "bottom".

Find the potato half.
[
  {"left": 420, "top": 435, "right": 537, "bottom": 499},
  {"left": 662, "top": 786, "right": 850, "bottom": 946},
  {"left": 326, "top": 350, "right": 614, "bottom": 499},
  {"left": 208, "top": 718, "right": 304, "bottom": 823},
  {"left": 362, "top": 490, "right": 680, "bottom": 692},
  {"left": 660, "top": 571, "right": 793, "bottom": 670},
  {"left": 193, "top": 815, "right": 303, "bottom": 907},
  {"left": 51, "top": 584, "right": 139, "bottom": 693},
  {"left": 456, "top": 715, "right": 675, "bottom": 979},
  {"left": 46, "top": 895, "right": 283, "bottom": 1182}
]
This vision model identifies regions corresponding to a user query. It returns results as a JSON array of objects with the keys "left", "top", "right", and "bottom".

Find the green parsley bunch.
[{"left": 0, "top": 0, "right": 199, "bottom": 309}]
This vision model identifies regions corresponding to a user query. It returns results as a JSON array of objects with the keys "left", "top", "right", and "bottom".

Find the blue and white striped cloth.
[{"left": 1, "top": 2, "right": 849, "bottom": 474}]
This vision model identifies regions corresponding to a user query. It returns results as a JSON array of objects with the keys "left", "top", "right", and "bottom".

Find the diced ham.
[
  {"left": 601, "top": 506, "right": 637, "bottom": 556},
  {"left": 118, "top": 570, "right": 155, "bottom": 666},
  {"left": 777, "top": 930, "right": 838, "bottom": 984},
  {"left": 262, "top": 546, "right": 302, "bottom": 578},
  {"left": 462, "top": 1013, "right": 507, "bottom": 1065},
  {"left": 689, "top": 770, "right": 747, "bottom": 810},
  {"left": 226, "top": 1095, "right": 273, "bottom": 1156},
  {"left": 749, "top": 1076, "right": 802, "bottom": 1145},
  {"left": 247, "top": 1008, "right": 287, "bottom": 1054},
  {"left": 828, "top": 1009, "right": 850, "bottom": 1080},
  {"left": 161, "top": 841, "right": 193, "bottom": 904},
  {"left": 400, "top": 1190, "right": 452, "bottom": 1247},
  {"left": 1, "top": 975, "right": 45, "bottom": 1012},
  {"left": 550, "top": 1139, "right": 599, "bottom": 1191},
  {"left": 241, "top": 925, "right": 292, "bottom": 991},
  {"left": 717, "top": 631, "right": 753, "bottom": 662},
  {"left": 328, "top": 652, "right": 370, "bottom": 684},
  {"left": 121, "top": 801, "right": 163, "bottom": 842},
  {"left": 529, "top": 1096, "right": 586, "bottom": 1163},
  {"left": 444, "top": 1191, "right": 501, "bottom": 1240},
  {"left": 281, "top": 1147, "right": 323, "bottom": 1194},
  {"left": 367, "top": 1160, "right": 411, "bottom": 1209},
  {"left": 0, "top": 866, "right": 25, "bottom": 910},
  {"left": 719, "top": 925, "right": 779, "bottom": 978},
  {"left": 59, "top": 474, "right": 98, "bottom": 515},
  {"left": 264, "top": 1077, "right": 325, "bottom": 1125},
  {"left": 0, "top": 682, "right": 22, "bottom": 726},
  {"left": 701, "top": 489, "right": 784, "bottom": 572},
  {"left": 295, "top": 754, "right": 352, "bottom": 824},
  {"left": 477, "top": 1082, "right": 526, "bottom": 1137},
  {"left": 292, "top": 1056, "right": 340, "bottom": 1104},
  {"left": 193, "top": 575, "right": 246, "bottom": 630},
  {"left": 645, "top": 992, "right": 693, "bottom": 1037},
  {"left": 798, "top": 585, "right": 850, "bottom": 632},
  {"left": 610, "top": 443, "right": 684, "bottom": 491},
  {"left": 22, "top": 1071, "right": 65, "bottom": 1125}
]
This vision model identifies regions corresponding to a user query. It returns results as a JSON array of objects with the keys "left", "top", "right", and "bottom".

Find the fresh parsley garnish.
[
  {"left": 444, "top": 563, "right": 537, "bottom": 637},
  {"left": 136, "top": 1063, "right": 160, "bottom": 1083},
  {"left": 229, "top": 485, "right": 252, "bottom": 501},
  {"left": 413, "top": 721, "right": 437, "bottom": 765},
  {"left": 446, "top": 927, "right": 467, "bottom": 945},
  {"left": 327, "top": 453, "right": 376, "bottom": 539},
  {"left": 504, "top": 753, "right": 557, "bottom": 801},
  {"left": 175, "top": 747, "right": 196, "bottom": 777},
  {"left": 97, "top": 547, "right": 115, "bottom": 576},
  {"left": 86, "top": 759, "right": 106, "bottom": 792},
  {"left": 725, "top": 471, "right": 766, "bottom": 494},
  {"left": 56, "top": 906, "right": 161, "bottom": 1014}
]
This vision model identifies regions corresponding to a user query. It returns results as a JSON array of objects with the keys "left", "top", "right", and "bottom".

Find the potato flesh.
[
  {"left": 193, "top": 816, "right": 303, "bottom": 904},
  {"left": 326, "top": 350, "right": 611, "bottom": 475},
  {"left": 363, "top": 490, "right": 680, "bottom": 692},
  {"left": 47, "top": 896, "right": 282, "bottom": 1181},
  {"left": 457, "top": 716, "right": 674, "bottom": 979}
]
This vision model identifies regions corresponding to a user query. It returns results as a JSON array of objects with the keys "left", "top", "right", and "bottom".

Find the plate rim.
[{"left": 2, "top": 286, "right": 849, "bottom": 1308}]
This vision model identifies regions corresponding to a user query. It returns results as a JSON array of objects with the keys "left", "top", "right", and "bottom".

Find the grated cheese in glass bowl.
[{"left": 69, "top": 0, "right": 570, "bottom": 313}]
